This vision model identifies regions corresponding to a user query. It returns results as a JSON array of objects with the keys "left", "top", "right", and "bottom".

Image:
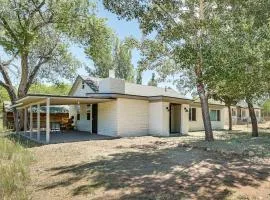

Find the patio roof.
[{"left": 13, "top": 94, "right": 116, "bottom": 108}]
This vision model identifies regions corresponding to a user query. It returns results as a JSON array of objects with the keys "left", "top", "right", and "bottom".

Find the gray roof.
[
  {"left": 80, "top": 76, "right": 101, "bottom": 92},
  {"left": 80, "top": 76, "right": 190, "bottom": 100}
]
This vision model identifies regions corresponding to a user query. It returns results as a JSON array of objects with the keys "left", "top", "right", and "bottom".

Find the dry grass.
[{"left": 0, "top": 134, "right": 32, "bottom": 200}]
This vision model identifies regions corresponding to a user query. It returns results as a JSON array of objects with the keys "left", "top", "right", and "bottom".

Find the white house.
[
  {"left": 224, "top": 101, "right": 262, "bottom": 125},
  {"left": 67, "top": 73, "right": 226, "bottom": 137},
  {"left": 13, "top": 72, "right": 227, "bottom": 142}
]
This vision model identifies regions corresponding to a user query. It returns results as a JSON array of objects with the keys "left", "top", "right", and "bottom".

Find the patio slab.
[{"left": 19, "top": 131, "right": 115, "bottom": 144}]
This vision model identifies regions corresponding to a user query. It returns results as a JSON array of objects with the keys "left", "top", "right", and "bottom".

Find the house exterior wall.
[
  {"left": 68, "top": 76, "right": 229, "bottom": 136},
  {"left": 69, "top": 104, "right": 92, "bottom": 132},
  {"left": 189, "top": 106, "right": 225, "bottom": 131},
  {"left": 117, "top": 98, "right": 149, "bottom": 137},
  {"left": 76, "top": 104, "right": 91, "bottom": 132},
  {"left": 224, "top": 106, "right": 262, "bottom": 125},
  {"left": 224, "top": 106, "right": 238, "bottom": 125},
  {"left": 181, "top": 104, "right": 190, "bottom": 134},
  {"left": 98, "top": 101, "right": 118, "bottom": 137},
  {"left": 148, "top": 102, "right": 170, "bottom": 136}
]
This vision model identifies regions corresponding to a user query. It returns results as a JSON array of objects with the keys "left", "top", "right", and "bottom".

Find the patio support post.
[
  {"left": 24, "top": 107, "right": 27, "bottom": 134},
  {"left": 46, "top": 98, "right": 50, "bottom": 143},
  {"left": 30, "top": 105, "right": 33, "bottom": 138},
  {"left": 37, "top": 104, "right": 40, "bottom": 141}
]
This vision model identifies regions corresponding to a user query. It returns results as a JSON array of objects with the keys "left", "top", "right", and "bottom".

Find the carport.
[{"left": 12, "top": 94, "right": 115, "bottom": 143}]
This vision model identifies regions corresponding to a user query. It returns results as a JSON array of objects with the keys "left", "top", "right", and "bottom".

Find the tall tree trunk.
[
  {"left": 197, "top": 83, "right": 214, "bottom": 141},
  {"left": 16, "top": 52, "right": 29, "bottom": 131},
  {"left": 228, "top": 104, "right": 232, "bottom": 131},
  {"left": 247, "top": 101, "right": 258, "bottom": 137},
  {"left": 18, "top": 52, "right": 28, "bottom": 98},
  {"left": 196, "top": 0, "right": 213, "bottom": 141}
]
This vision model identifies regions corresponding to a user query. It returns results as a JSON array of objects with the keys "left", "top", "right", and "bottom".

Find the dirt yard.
[{"left": 28, "top": 130, "right": 270, "bottom": 200}]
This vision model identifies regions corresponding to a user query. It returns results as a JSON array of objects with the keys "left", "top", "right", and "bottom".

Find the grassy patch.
[{"left": 0, "top": 134, "right": 32, "bottom": 200}]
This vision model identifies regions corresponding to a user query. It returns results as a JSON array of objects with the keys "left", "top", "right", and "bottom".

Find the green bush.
[{"left": 0, "top": 136, "right": 32, "bottom": 200}]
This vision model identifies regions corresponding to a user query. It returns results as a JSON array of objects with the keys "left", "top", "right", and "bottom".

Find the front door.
[
  {"left": 92, "top": 104, "right": 98, "bottom": 134},
  {"left": 170, "top": 104, "right": 181, "bottom": 134}
]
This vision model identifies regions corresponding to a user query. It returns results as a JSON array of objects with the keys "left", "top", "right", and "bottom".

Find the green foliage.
[
  {"left": 29, "top": 83, "right": 71, "bottom": 95},
  {"left": 0, "top": 0, "right": 112, "bottom": 100},
  {"left": 114, "top": 38, "right": 135, "bottom": 82},
  {"left": 0, "top": 87, "right": 9, "bottom": 102},
  {"left": 136, "top": 67, "right": 143, "bottom": 84},
  {"left": 86, "top": 36, "right": 135, "bottom": 81},
  {"left": 0, "top": 136, "right": 32, "bottom": 200},
  {"left": 262, "top": 100, "right": 270, "bottom": 116},
  {"left": 148, "top": 73, "right": 158, "bottom": 87}
]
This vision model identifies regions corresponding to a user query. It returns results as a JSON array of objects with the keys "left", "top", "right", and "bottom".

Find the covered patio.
[
  {"left": 20, "top": 130, "right": 115, "bottom": 144},
  {"left": 12, "top": 94, "right": 116, "bottom": 144}
]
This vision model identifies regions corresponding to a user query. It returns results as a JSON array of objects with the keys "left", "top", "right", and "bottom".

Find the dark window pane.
[
  {"left": 217, "top": 110, "right": 220, "bottom": 121},
  {"left": 192, "top": 108, "right": 196, "bottom": 121},
  {"left": 189, "top": 108, "right": 192, "bottom": 121},
  {"left": 87, "top": 113, "right": 91, "bottom": 120},
  {"left": 77, "top": 113, "right": 80, "bottom": 121}
]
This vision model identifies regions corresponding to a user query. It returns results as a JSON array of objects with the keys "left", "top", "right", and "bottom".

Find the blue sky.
[{"left": 72, "top": 1, "right": 155, "bottom": 86}]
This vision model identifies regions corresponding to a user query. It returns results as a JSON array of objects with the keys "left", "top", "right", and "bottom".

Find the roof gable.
[{"left": 69, "top": 76, "right": 99, "bottom": 96}]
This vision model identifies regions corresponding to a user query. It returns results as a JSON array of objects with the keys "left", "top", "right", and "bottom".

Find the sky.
[{"left": 72, "top": 1, "right": 161, "bottom": 86}]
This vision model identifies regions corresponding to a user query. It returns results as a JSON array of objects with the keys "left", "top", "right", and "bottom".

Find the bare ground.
[{"left": 28, "top": 132, "right": 270, "bottom": 200}]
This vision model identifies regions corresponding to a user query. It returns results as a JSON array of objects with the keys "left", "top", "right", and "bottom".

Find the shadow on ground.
[{"left": 41, "top": 145, "right": 270, "bottom": 200}]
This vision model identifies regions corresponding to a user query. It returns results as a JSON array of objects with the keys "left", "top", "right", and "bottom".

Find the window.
[
  {"left": 87, "top": 104, "right": 91, "bottom": 120},
  {"left": 242, "top": 110, "right": 246, "bottom": 117},
  {"left": 232, "top": 109, "right": 236, "bottom": 116},
  {"left": 82, "top": 82, "right": 85, "bottom": 89},
  {"left": 77, "top": 113, "right": 80, "bottom": 121},
  {"left": 189, "top": 108, "right": 196, "bottom": 121},
  {"left": 210, "top": 110, "right": 220, "bottom": 121}
]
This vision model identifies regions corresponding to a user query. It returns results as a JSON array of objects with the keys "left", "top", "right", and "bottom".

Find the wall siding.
[
  {"left": 117, "top": 98, "right": 149, "bottom": 137},
  {"left": 149, "top": 102, "right": 170, "bottom": 136},
  {"left": 189, "top": 107, "right": 225, "bottom": 131},
  {"left": 76, "top": 104, "right": 91, "bottom": 132},
  {"left": 98, "top": 101, "right": 118, "bottom": 137}
]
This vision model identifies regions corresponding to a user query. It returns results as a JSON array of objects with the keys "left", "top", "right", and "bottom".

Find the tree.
[
  {"left": 86, "top": 36, "right": 135, "bottom": 82},
  {"left": 136, "top": 67, "right": 143, "bottom": 84},
  {"left": 114, "top": 38, "right": 134, "bottom": 82},
  {"left": 207, "top": 0, "right": 270, "bottom": 137},
  {"left": 29, "top": 83, "right": 71, "bottom": 95},
  {"left": 0, "top": 0, "right": 111, "bottom": 130},
  {"left": 148, "top": 73, "right": 157, "bottom": 87},
  {"left": 103, "top": 0, "right": 231, "bottom": 141}
]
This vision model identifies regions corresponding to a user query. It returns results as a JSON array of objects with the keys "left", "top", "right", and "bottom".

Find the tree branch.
[
  {"left": 0, "top": 16, "right": 21, "bottom": 46},
  {"left": 25, "top": 43, "right": 58, "bottom": 92},
  {"left": 29, "top": 0, "right": 46, "bottom": 20},
  {"left": 0, "top": 79, "right": 9, "bottom": 90}
]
